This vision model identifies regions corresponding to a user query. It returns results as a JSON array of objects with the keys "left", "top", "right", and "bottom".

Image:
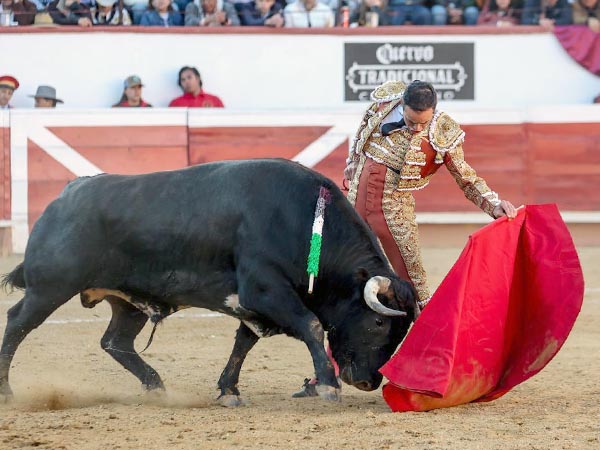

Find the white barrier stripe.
[
  {"left": 292, "top": 126, "right": 349, "bottom": 168},
  {"left": 27, "top": 126, "right": 103, "bottom": 177},
  {"left": 188, "top": 111, "right": 361, "bottom": 128}
]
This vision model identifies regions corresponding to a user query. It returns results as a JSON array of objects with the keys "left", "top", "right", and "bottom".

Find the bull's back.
[{"left": 28, "top": 159, "right": 338, "bottom": 264}]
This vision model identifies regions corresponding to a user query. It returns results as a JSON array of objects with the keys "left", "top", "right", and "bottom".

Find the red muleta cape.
[{"left": 380, "top": 204, "right": 584, "bottom": 412}]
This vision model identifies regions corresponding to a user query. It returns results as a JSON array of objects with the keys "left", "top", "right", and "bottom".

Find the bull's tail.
[{"left": 1, "top": 262, "right": 26, "bottom": 292}]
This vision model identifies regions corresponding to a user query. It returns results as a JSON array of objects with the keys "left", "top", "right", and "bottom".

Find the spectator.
[
  {"left": 572, "top": 0, "right": 600, "bottom": 32},
  {"left": 173, "top": 0, "right": 190, "bottom": 13},
  {"left": 30, "top": 0, "right": 54, "bottom": 9},
  {"left": 92, "top": 0, "right": 133, "bottom": 24},
  {"left": 0, "top": 0, "right": 37, "bottom": 26},
  {"left": 431, "top": 0, "right": 480, "bottom": 25},
  {"left": 139, "top": 0, "right": 183, "bottom": 26},
  {"left": 123, "top": 0, "right": 148, "bottom": 24},
  {"left": 113, "top": 75, "right": 152, "bottom": 107},
  {"left": 29, "top": 85, "right": 63, "bottom": 108},
  {"left": 284, "top": 0, "right": 334, "bottom": 27},
  {"left": 385, "top": 0, "right": 433, "bottom": 25},
  {"left": 184, "top": 0, "right": 240, "bottom": 25},
  {"left": 229, "top": 0, "right": 253, "bottom": 11},
  {"left": 521, "top": 0, "right": 571, "bottom": 27},
  {"left": 594, "top": 93, "right": 600, "bottom": 104},
  {"left": 169, "top": 66, "right": 224, "bottom": 107},
  {"left": 350, "top": 0, "right": 389, "bottom": 26},
  {"left": 238, "top": 0, "right": 283, "bottom": 26},
  {"left": 477, "top": 0, "right": 520, "bottom": 25},
  {"left": 0, "top": 75, "right": 18, "bottom": 110},
  {"left": 48, "top": 0, "right": 93, "bottom": 26}
]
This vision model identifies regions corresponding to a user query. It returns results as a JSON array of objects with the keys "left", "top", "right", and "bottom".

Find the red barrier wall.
[
  {"left": 0, "top": 122, "right": 9, "bottom": 221},
  {"left": 188, "top": 122, "right": 600, "bottom": 214},
  {"left": 7, "top": 118, "right": 600, "bottom": 251},
  {"left": 188, "top": 126, "right": 349, "bottom": 184},
  {"left": 27, "top": 126, "right": 188, "bottom": 228}
]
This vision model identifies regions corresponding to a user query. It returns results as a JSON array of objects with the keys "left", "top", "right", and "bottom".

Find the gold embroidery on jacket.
[
  {"left": 445, "top": 145, "right": 500, "bottom": 217},
  {"left": 430, "top": 112, "right": 465, "bottom": 154},
  {"left": 381, "top": 171, "right": 431, "bottom": 302},
  {"left": 347, "top": 153, "right": 367, "bottom": 207},
  {"left": 365, "top": 131, "right": 411, "bottom": 172},
  {"left": 352, "top": 99, "right": 403, "bottom": 160}
]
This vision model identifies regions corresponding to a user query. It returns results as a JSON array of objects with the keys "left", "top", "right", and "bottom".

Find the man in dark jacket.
[
  {"left": 48, "top": 0, "right": 93, "bottom": 26},
  {"left": 521, "top": 0, "right": 572, "bottom": 27},
  {"left": 238, "top": 0, "right": 283, "bottom": 26}
]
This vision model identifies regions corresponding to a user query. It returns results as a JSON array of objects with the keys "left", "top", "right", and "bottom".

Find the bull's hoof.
[
  {"left": 143, "top": 380, "right": 165, "bottom": 391},
  {"left": 0, "top": 383, "right": 13, "bottom": 403},
  {"left": 144, "top": 389, "right": 167, "bottom": 402},
  {"left": 217, "top": 394, "right": 244, "bottom": 407},
  {"left": 316, "top": 384, "right": 341, "bottom": 402}
]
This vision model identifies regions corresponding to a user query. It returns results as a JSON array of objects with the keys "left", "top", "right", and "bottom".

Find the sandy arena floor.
[{"left": 0, "top": 247, "right": 598, "bottom": 450}]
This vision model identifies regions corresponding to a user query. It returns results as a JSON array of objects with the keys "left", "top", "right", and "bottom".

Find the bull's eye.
[{"left": 375, "top": 318, "right": 384, "bottom": 327}]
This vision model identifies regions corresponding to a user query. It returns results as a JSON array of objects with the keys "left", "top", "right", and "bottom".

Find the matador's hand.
[{"left": 493, "top": 200, "right": 518, "bottom": 220}]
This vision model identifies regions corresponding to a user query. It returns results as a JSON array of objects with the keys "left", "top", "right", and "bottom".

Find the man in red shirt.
[{"left": 168, "top": 66, "right": 224, "bottom": 108}]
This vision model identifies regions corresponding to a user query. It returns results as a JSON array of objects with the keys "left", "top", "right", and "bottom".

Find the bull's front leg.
[
  {"left": 217, "top": 322, "right": 259, "bottom": 407},
  {"left": 238, "top": 280, "right": 340, "bottom": 402},
  {"left": 299, "top": 316, "right": 341, "bottom": 401}
]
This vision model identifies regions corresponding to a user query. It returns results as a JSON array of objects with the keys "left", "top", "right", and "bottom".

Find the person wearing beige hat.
[
  {"left": 92, "top": 0, "right": 132, "bottom": 25},
  {"left": 112, "top": 75, "right": 152, "bottom": 107},
  {"left": 29, "top": 85, "right": 64, "bottom": 108}
]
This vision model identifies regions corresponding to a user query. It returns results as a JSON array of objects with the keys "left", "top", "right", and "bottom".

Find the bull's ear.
[{"left": 354, "top": 268, "right": 370, "bottom": 282}]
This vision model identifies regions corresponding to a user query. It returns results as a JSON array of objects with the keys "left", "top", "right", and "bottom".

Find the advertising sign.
[{"left": 345, "top": 42, "right": 475, "bottom": 101}]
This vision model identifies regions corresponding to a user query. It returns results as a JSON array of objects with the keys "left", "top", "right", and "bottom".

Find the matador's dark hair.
[{"left": 402, "top": 80, "right": 437, "bottom": 112}]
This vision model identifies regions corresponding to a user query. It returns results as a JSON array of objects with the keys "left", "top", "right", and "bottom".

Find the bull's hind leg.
[
  {"left": 1, "top": 290, "right": 72, "bottom": 400},
  {"left": 217, "top": 322, "right": 259, "bottom": 407},
  {"left": 101, "top": 299, "right": 164, "bottom": 391}
]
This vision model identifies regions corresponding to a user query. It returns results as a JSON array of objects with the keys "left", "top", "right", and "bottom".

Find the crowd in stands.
[
  {"left": 0, "top": 67, "right": 225, "bottom": 108},
  {"left": 0, "top": 0, "right": 598, "bottom": 28}
]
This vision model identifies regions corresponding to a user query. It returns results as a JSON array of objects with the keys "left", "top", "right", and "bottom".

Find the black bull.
[{"left": 0, "top": 159, "right": 419, "bottom": 404}]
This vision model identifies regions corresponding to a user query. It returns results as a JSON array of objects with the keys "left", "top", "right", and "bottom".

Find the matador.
[{"left": 345, "top": 80, "right": 517, "bottom": 306}]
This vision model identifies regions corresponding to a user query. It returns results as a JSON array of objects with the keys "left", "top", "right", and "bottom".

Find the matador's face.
[{"left": 402, "top": 106, "right": 434, "bottom": 134}]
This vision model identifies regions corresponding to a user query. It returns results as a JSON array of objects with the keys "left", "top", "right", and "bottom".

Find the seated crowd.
[
  {"left": 0, "top": 66, "right": 225, "bottom": 109},
  {"left": 2, "top": 66, "right": 599, "bottom": 109},
  {"left": 0, "top": 0, "right": 598, "bottom": 29}
]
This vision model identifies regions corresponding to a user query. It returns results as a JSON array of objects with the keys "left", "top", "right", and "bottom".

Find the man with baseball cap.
[
  {"left": 113, "top": 75, "right": 152, "bottom": 107},
  {"left": 29, "top": 85, "right": 64, "bottom": 108},
  {"left": 0, "top": 75, "right": 19, "bottom": 110}
]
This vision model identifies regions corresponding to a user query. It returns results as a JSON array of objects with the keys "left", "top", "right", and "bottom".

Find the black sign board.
[{"left": 344, "top": 42, "right": 475, "bottom": 102}]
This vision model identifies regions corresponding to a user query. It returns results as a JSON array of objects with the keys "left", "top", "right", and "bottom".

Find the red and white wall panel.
[{"left": 6, "top": 106, "right": 600, "bottom": 252}]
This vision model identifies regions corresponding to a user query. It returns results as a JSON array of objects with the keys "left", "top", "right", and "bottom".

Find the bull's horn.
[{"left": 364, "top": 276, "right": 407, "bottom": 317}]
